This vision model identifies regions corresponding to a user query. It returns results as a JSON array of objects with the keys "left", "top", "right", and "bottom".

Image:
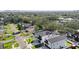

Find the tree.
[
  {"left": 46, "top": 16, "right": 59, "bottom": 21},
  {"left": 17, "top": 23, "right": 22, "bottom": 31},
  {"left": 43, "top": 21, "right": 63, "bottom": 31},
  {"left": 64, "top": 21, "right": 79, "bottom": 30}
]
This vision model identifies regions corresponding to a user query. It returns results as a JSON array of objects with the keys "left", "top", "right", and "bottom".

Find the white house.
[
  {"left": 59, "top": 18, "right": 73, "bottom": 23},
  {"left": 47, "top": 35, "right": 67, "bottom": 49},
  {"left": 41, "top": 34, "right": 60, "bottom": 43}
]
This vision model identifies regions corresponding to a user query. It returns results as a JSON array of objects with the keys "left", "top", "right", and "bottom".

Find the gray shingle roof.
[
  {"left": 48, "top": 35, "right": 67, "bottom": 43},
  {"left": 35, "top": 30, "right": 53, "bottom": 36},
  {"left": 23, "top": 23, "right": 31, "bottom": 28}
]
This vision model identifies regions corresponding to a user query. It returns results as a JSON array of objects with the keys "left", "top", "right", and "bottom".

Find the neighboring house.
[
  {"left": 34, "top": 30, "right": 60, "bottom": 43},
  {"left": 35, "top": 30, "right": 52, "bottom": 35},
  {"left": 22, "top": 23, "right": 35, "bottom": 33},
  {"left": 23, "top": 23, "right": 32, "bottom": 29},
  {"left": 41, "top": 34, "right": 60, "bottom": 43},
  {"left": 34, "top": 30, "right": 67, "bottom": 49},
  {"left": 59, "top": 18, "right": 73, "bottom": 23},
  {"left": 25, "top": 26, "right": 35, "bottom": 33},
  {"left": 34, "top": 30, "right": 58, "bottom": 37},
  {"left": 47, "top": 35, "right": 67, "bottom": 49}
]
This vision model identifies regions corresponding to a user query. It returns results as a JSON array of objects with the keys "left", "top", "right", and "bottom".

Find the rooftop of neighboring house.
[
  {"left": 22, "top": 23, "right": 35, "bottom": 32},
  {"left": 41, "top": 34, "right": 60, "bottom": 42},
  {"left": 23, "top": 23, "right": 32, "bottom": 28},
  {"left": 64, "top": 18, "right": 73, "bottom": 21},
  {"left": 59, "top": 17, "right": 74, "bottom": 23},
  {"left": 48, "top": 35, "right": 67, "bottom": 43},
  {"left": 34, "top": 30, "right": 60, "bottom": 37}
]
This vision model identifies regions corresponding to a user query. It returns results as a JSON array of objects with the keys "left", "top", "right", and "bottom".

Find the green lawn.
[
  {"left": 20, "top": 32, "right": 27, "bottom": 36},
  {"left": 3, "top": 36, "right": 15, "bottom": 41},
  {"left": 24, "top": 33, "right": 36, "bottom": 44},
  {"left": 32, "top": 45, "right": 36, "bottom": 49},
  {"left": 4, "top": 42, "right": 13, "bottom": 49},
  {"left": 26, "top": 37, "right": 33, "bottom": 44},
  {"left": 4, "top": 24, "right": 13, "bottom": 34},
  {"left": 4, "top": 24, "right": 19, "bottom": 34},
  {"left": 3, "top": 40, "right": 16, "bottom": 49},
  {"left": 65, "top": 41, "right": 72, "bottom": 47}
]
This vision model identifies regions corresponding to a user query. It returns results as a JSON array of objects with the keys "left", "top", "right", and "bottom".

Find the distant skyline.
[{"left": 0, "top": 0, "right": 79, "bottom": 11}]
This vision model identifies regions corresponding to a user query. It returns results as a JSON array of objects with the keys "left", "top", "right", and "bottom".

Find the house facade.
[{"left": 47, "top": 35, "right": 67, "bottom": 49}]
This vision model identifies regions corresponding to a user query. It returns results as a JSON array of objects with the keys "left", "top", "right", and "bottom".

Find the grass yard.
[
  {"left": 25, "top": 34, "right": 36, "bottom": 44},
  {"left": 4, "top": 24, "right": 19, "bottom": 34},
  {"left": 26, "top": 37, "right": 33, "bottom": 44},
  {"left": 4, "top": 40, "right": 16, "bottom": 49},
  {"left": 32, "top": 45, "right": 36, "bottom": 49},
  {"left": 3, "top": 36, "right": 15, "bottom": 41},
  {"left": 20, "top": 32, "right": 27, "bottom": 36},
  {"left": 4, "top": 24, "right": 13, "bottom": 34},
  {"left": 65, "top": 40, "right": 72, "bottom": 47},
  {"left": 4, "top": 42, "right": 13, "bottom": 49}
]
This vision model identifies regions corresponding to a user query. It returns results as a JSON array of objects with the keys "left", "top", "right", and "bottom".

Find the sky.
[{"left": 0, "top": 0, "right": 79, "bottom": 11}]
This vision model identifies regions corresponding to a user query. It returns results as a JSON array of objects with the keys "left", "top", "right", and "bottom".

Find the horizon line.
[{"left": 0, "top": 10, "right": 79, "bottom": 12}]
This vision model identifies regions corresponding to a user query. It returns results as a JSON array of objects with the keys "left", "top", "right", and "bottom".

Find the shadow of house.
[
  {"left": 73, "top": 32, "right": 79, "bottom": 42},
  {"left": 32, "top": 39, "right": 51, "bottom": 49}
]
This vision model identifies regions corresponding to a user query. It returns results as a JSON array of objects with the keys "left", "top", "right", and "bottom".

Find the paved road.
[{"left": 15, "top": 36, "right": 27, "bottom": 49}]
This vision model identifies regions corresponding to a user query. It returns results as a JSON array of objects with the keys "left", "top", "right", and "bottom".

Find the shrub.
[{"left": 14, "top": 43, "right": 19, "bottom": 48}]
